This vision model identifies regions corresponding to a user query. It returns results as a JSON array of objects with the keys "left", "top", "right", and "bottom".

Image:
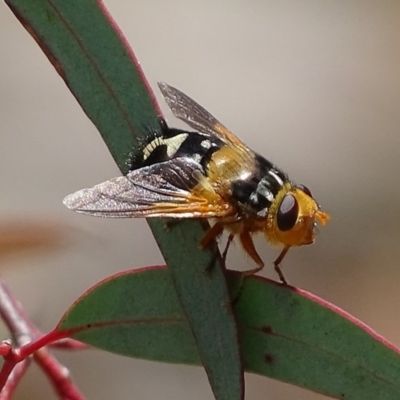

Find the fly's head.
[{"left": 266, "top": 184, "right": 330, "bottom": 247}]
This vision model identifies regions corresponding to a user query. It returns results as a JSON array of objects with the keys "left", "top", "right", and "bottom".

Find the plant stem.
[
  {"left": 0, "top": 360, "right": 30, "bottom": 400},
  {"left": 0, "top": 279, "right": 84, "bottom": 399},
  {"left": 35, "top": 348, "right": 85, "bottom": 400}
]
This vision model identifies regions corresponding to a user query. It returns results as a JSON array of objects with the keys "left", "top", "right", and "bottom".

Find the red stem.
[
  {"left": 35, "top": 348, "right": 85, "bottom": 400},
  {"left": 50, "top": 339, "right": 88, "bottom": 351},
  {"left": 0, "top": 279, "right": 85, "bottom": 398},
  {"left": 0, "top": 280, "right": 34, "bottom": 343},
  {"left": 0, "top": 360, "right": 30, "bottom": 400}
]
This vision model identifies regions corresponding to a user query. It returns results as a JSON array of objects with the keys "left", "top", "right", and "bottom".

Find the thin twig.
[
  {"left": 50, "top": 339, "right": 87, "bottom": 351},
  {"left": 35, "top": 348, "right": 85, "bottom": 400},
  {"left": 0, "top": 280, "right": 33, "bottom": 345},
  {"left": 0, "top": 360, "right": 30, "bottom": 400},
  {"left": 0, "top": 279, "right": 85, "bottom": 398}
]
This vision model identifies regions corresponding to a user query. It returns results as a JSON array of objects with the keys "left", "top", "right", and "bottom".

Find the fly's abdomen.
[{"left": 132, "top": 127, "right": 223, "bottom": 171}]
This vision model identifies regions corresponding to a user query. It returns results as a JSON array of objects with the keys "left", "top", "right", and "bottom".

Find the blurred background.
[{"left": 1, "top": 0, "right": 400, "bottom": 398}]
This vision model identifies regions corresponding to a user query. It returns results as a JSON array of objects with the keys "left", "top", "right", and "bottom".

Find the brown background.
[{"left": 1, "top": 0, "right": 400, "bottom": 399}]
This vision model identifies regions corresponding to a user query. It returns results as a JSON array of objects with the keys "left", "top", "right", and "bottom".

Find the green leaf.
[
  {"left": 6, "top": 1, "right": 243, "bottom": 399},
  {"left": 58, "top": 267, "right": 400, "bottom": 400}
]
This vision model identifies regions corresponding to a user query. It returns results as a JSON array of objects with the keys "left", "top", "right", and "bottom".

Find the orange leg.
[
  {"left": 201, "top": 223, "right": 289, "bottom": 284},
  {"left": 239, "top": 231, "right": 264, "bottom": 275},
  {"left": 239, "top": 232, "right": 290, "bottom": 285},
  {"left": 221, "top": 233, "right": 235, "bottom": 264},
  {"left": 200, "top": 222, "right": 224, "bottom": 273},
  {"left": 273, "top": 246, "right": 290, "bottom": 285},
  {"left": 200, "top": 222, "right": 224, "bottom": 248}
]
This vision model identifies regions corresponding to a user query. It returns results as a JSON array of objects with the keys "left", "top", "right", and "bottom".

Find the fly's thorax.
[
  {"left": 206, "top": 145, "right": 255, "bottom": 184},
  {"left": 222, "top": 152, "right": 289, "bottom": 216},
  {"left": 264, "top": 184, "right": 330, "bottom": 247}
]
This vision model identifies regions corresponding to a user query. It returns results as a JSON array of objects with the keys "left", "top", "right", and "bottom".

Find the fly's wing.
[
  {"left": 63, "top": 158, "right": 233, "bottom": 218},
  {"left": 158, "top": 82, "right": 249, "bottom": 149}
]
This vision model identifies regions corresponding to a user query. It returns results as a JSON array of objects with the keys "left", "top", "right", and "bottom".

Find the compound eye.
[
  {"left": 297, "top": 184, "right": 312, "bottom": 198},
  {"left": 277, "top": 194, "right": 299, "bottom": 231}
]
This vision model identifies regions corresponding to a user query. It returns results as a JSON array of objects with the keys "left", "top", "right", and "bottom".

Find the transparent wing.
[
  {"left": 158, "top": 82, "right": 249, "bottom": 149},
  {"left": 63, "top": 158, "right": 233, "bottom": 218}
]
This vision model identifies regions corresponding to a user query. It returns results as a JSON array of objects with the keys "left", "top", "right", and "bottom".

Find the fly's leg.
[
  {"left": 200, "top": 222, "right": 225, "bottom": 274},
  {"left": 273, "top": 246, "right": 290, "bottom": 285},
  {"left": 239, "top": 232, "right": 289, "bottom": 285},
  {"left": 221, "top": 233, "right": 235, "bottom": 265},
  {"left": 225, "top": 231, "right": 264, "bottom": 301},
  {"left": 239, "top": 231, "right": 265, "bottom": 276},
  {"left": 200, "top": 222, "right": 224, "bottom": 248}
]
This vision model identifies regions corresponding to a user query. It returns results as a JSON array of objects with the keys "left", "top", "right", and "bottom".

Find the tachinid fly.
[{"left": 63, "top": 82, "right": 330, "bottom": 283}]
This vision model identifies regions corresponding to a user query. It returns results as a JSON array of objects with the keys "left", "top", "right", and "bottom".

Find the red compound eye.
[
  {"left": 277, "top": 194, "right": 299, "bottom": 231},
  {"left": 297, "top": 184, "right": 312, "bottom": 198}
]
